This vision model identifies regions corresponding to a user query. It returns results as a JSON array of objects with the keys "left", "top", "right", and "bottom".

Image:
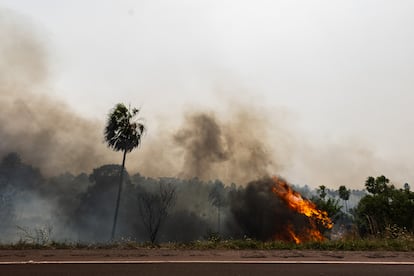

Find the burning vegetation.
[
  {"left": 271, "top": 176, "right": 333, "bottom": 244},
  {"left": 229, "top": 177, "right": 333, "bottom": 244}
]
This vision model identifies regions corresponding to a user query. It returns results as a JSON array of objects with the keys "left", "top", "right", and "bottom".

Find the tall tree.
[
  {"left": 105, "top": 103, "right": 145, "bottom": 240},
  {"left": 338, "top": 185, "right": 351, "bottom": 212},
  {"left": 208, "top": 180, "right": 227, "bottom": 234}
]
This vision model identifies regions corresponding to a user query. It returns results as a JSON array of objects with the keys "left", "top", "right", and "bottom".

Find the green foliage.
[
  {"left": 317, "top": 185, "right": 327, "bottom": 200},
  {"left": 338, "top": 185, "right": 351, "bottom": 212},
  {"left": 355, "top": 175, "right": 414, "bottom": 237},
  {"left": 338, "top": 185, "right": 350, "bottom": 201},
  {"left": 365, "top": 175, "right": 389, "bottom": 195},
  {"left": 311, "top": 196, "right": 343, "bottom": 223}
]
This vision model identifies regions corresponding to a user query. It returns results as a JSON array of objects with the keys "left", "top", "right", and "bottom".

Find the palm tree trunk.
[{"left": 111, "top": 149, "right": 127, "bottom": 241}]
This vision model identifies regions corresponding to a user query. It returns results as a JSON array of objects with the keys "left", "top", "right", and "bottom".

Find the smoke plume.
[
  {"left": 0, "top": 10, "right": 115, "bottom": 175},
  {"left": 167, "top": 109, "right": 287, "bottom": 185},
  {"left": 0, "top": 9, "right": 290, "bottom": 184}
]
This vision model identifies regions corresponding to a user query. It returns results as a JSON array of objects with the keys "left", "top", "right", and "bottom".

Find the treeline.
[
  {"left": 300, "top": 176, "right": 414, "bottom": 238},
  {"left": 1, "top": 152, "right": 413, "bottom": 244},
  {"left": 0, "top": 153, "right": 231, "bottom": 243},
  {"left": 354, "top": 176, "right": 414, "bottom": 236}
]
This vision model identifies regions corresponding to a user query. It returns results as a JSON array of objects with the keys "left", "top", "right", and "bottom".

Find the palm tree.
[
  {"left": 338, "top": 185, "right": 350, "bottom": 212},
  {"left": 105, "top": 103, "right": 145, "bottom": 240}
]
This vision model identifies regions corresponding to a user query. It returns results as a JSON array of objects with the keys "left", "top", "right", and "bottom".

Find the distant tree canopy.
[
  {"left": 311, "top": 186, "right": 343, "bottom": 224},
  {"left": 355, "top": 175, "right": 414, "bottom": 236},
  {"left": 0, "top": 152, "right": 43, "bottom": 191},
  {"left": 10, "top": 150, "right": 414, "bottom": 244},
  {"left": 208, "top": 180, "right": 228, "bottom": 234},
  {"left": 338, "top": 185, "right": 351, "bottom": 212}
]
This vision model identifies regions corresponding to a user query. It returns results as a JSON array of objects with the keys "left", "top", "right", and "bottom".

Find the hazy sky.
[{"left": 1, "top": 0, "right": 414, "bottom": 188}]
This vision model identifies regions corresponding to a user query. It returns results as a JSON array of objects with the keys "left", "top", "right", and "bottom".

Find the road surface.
[{"left": 0, "top": 249, "right": 413, "bottom": 275}]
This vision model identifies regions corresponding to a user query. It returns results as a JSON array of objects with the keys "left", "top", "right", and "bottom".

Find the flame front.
[
  {"left": 271, "top": 176, "right": 333, "bottom": 243},
  {"left": 287, "top": 224, "right": 301, "bottom": 244}
]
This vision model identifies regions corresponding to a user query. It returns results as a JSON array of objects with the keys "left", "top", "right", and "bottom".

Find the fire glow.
[{"left": 271, "top": 176, "right": 333, "bottom": 244}]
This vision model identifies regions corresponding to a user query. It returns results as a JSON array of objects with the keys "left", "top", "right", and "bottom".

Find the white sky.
[{"left": 1, "top": 0, "right": 414, "bottom": 187}]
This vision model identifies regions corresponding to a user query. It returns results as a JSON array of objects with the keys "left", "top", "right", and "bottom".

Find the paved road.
[
  {"left": 1, "top": 250, "right": 413, "bottom": 275},
  {"left": 1, "top": 261, "right": 413, "bottom": 276}
]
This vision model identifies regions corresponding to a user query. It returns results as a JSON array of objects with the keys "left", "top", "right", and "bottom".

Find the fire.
[
  {"left": 287, "top": 224, "right": 301, "bottom": 244},
  {"left": 271, "top": 176, "right": 333, "bottom": 243}
]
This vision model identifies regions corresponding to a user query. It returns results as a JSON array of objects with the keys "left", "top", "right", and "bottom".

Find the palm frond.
[{"left": 104, "top": 103, "right": 145, "bottom": 152}]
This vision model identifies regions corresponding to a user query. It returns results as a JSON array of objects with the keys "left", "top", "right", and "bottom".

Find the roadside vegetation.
[{"left": 1, "top": 234, "right": 414, "bottom": 251}]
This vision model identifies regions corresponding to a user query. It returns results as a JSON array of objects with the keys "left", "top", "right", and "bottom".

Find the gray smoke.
[
  {"left": 172, "top": 110, "right": 279, "bottom": 185},
  {"left": 0, "top": 9, "right": 116, "bottom": 176},
  {"left": 0, "top": 9, "right": 286, "bottom": 184}
]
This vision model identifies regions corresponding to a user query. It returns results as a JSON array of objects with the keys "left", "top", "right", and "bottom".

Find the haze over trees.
[
  {"left": 137, "top": 181, "right": 176, "bottom": 243},
  {"left": 1, "top": 150, "right": 413, "bottom": 244},
  {"left": 208, "top": 180, "right": 228, "bottom": 234},
  {"left": 311, "top": 185, "right": 343, "bottom": 224}
]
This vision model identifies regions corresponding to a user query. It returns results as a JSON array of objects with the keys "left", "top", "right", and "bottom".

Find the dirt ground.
[{"left": 0, "top": 249, "right": 413, "bottom": 262}]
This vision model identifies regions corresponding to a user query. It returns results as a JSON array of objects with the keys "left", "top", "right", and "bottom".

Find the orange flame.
[
  {"left": 287, "top": 224, "right": 301, "bottom": 244},
  {"left": 271, "top": 176, "right": 333, "bottom": 243}
]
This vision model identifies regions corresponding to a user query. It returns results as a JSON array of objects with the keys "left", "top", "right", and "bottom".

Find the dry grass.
[{"left": 1, "top": 235, "right": 413, "bottom": 251}]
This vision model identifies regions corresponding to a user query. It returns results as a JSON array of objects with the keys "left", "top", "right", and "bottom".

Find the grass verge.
[{"left": 0, "top": 237, "right": 413, "bottom": 251}]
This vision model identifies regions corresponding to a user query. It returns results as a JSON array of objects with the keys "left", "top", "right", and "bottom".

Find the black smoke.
[
  {"left": 172, "top": 111, "right": 278, "bottom": 185},
  {"left": 229, "top": 177, "right": 310, "bottom": 241}
]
